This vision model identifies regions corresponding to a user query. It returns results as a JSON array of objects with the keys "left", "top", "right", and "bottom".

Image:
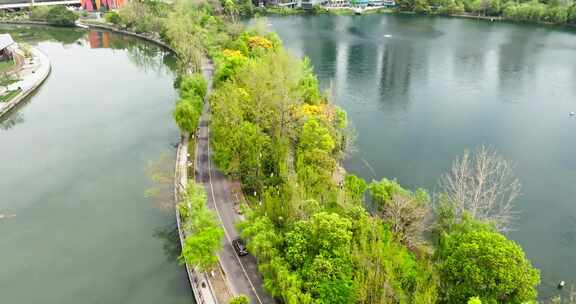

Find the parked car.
[{"left": 232, "top": 238, "right": 248, "bottom": 256}]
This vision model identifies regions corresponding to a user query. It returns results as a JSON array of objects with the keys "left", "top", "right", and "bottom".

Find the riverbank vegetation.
[
  {"left": 398, "top": 0, "right": 576, "bottom": 25},
  {"left": 112, "top": 0, "right": 543, "bottom": 303},
  {"left": 30, "top": 6, "right": 78, "bottom": 26},
  {"left": 255, "top": 0, "right": 576, "bottom": 27},
  {"left": 177, "top": 182, "right": 224, "bottom": 272}
]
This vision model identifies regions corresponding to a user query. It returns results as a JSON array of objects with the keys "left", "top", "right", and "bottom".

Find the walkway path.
[
  {"left": 195, "top": 61, "right": 275, "bottom": 304},
  {"left": 0, "top": 47, "right": 51, "bottom": 118}
]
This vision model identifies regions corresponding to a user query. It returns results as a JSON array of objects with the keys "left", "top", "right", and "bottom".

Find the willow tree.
[
  {"left": 164, "top": 12, "right": 204, "bottom": 73},
  {"left": 179, "top": 182, "right": 224, "bottom": 272}
]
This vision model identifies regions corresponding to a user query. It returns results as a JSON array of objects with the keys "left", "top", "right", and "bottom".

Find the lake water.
[
  {"left": 0, "top": 25, "right": 192, "bottom": 304},
  {"left": 266, "top": 14, "right": 576, "bottom": 299}
]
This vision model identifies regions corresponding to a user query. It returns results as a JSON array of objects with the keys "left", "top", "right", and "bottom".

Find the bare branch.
[{"left": 439, "top": 145, "right": 521, "bottom": 232}]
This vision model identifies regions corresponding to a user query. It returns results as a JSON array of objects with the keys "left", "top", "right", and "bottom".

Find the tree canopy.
[
  {"left": 178, "top": 182, "right": 224, "bottom": 272},
  {"left": 436, "top": 218, "right": 540, "bottom": 304}
]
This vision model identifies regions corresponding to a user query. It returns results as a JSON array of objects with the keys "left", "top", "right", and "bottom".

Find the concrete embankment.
[
  {"left": 0, "top": 47, "right": 51, "bottom": 118},
  {"left": 78, "top": 20, "right": 175, "bottom": 52},
  {"left": 175, "top": 133, "right": 220, "bottom": 304},
  {"left": 80, "top": 21, "right": 229, "bottom": 303},
  {"left": 80, "top": 21, "right": 233, "bottom": 303}
]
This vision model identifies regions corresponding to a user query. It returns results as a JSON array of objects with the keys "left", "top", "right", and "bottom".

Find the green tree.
[
  {"left": 486, "top": 0, "right": 501, "bottom": 15},
  {"left": 437, "top": 0, "right": 465, "bottom": 15},
  {"left": 46, "top": 6, "right": 78, "bottom": 26},
  {"left": 164, "top": 11, "right": 205, "bottom": 73},
  {"left": 297, "top": 118, "right": 336, "bottom": 199},
  {"left": 173, "top": 96, "right": 202, "bottom": 133},
  {"left": 545, "top": 5, "right": 568, "bottom": 23},
  {"left": 437, "top": 224, "right": 540, "bottom": 303},
  {"left": 343, "top": 174, "right": 367, "bottom": 204},
  {"left": 569, "top": 4, "right": 576, "bottom": 23},
  {"left": 236, "top": 121, "right": 270, "bottom": 193},
  {"left": 179, "top": 73, "right": 207, "bottom": 100},
  {"left": 352, "top": 214, "right": 439, "bottom": 303},
  {"left": 397, "top": 0, "right": 416, "bottom": 11},
  {"left": 284, "top": 212, "right": 354, "bottom": 301},
  {"left": 299, "top": 57, "right": 322, "bottom": 105},
  {"left": 222, "top": 0, "right": 239, "bottom": 22},
  {"left": 236, "top": 0, "right": 254, "bottom": 16},
  {"left": 179, "top": 182, "right": 224, "bottom": 272},
  {"left": 415, "top": 0, "right": 432, "bottom": 14}
]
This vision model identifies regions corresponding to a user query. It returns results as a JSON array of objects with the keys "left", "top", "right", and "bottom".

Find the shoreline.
[
  {"left": 174, "top": 133, "right": 221, "bottom": 304},
  {"left": 77, "top": 20, "right": 176, "bottom": 52},
  {"left": 74, "top": 20, "right": 232, "bottom": 303},
  {"left": 261, "top": 7, "right": 576, "bottom": 29},
  {"left": 0, "top": 20, "right": 223, "bottom": 303},
  {"left": 0, "top": 47, "right": 51, "bottom": 119}
]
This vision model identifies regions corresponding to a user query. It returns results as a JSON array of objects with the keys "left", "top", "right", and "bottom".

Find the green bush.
[
  {"left": 104, "top": 11, "right": 122, "bottom": 24},
  {"left": 312, "top": 4, "right": 329, "bottom": 14},
  {"left": 229, "top": 295, "right": 249, "bottom": 304},
  {"left": 46, "top": 6, "right": 78, "bottom": 26},
  {"left": 30, "top": 6, "right": 51, "bottom": 21}
]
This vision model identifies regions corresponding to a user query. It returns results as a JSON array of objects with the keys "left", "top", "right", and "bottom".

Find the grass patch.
[
  {"left": 0, "top": 60, "right": 15, "bottom": 73},
  {"left": 0, "top": 88, "right": 21, "bottom": 103}
]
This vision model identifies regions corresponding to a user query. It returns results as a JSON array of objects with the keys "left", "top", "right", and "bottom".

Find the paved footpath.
[
  {"left": 196, "top": 61, "right": 275, "bottom": 304},
  {"left": 0, "top": 47, "right": 51, "bottom": 118}
]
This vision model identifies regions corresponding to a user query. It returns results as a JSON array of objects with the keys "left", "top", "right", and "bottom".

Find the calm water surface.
[
  {"left": 267, "top": 15, "right": 576, "bottom": 298},
  {"left": 0, "top": 25, "right": 191, "bottom": 303}
]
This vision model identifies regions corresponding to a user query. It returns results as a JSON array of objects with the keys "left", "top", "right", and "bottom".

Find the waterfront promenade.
[{"left": 0, "top": 46, "right": 51, "bottom": 118}]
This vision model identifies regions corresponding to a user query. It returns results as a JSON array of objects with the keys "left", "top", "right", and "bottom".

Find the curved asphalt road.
[{"left": 195, "top": 62, "right": 275, "bottom": 304}]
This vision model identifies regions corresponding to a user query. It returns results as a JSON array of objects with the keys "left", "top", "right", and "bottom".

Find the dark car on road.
[{"left": 232, "top": 238, "right": 248, "bottom": 256}]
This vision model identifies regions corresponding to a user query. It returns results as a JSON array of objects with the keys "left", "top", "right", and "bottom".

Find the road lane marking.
[{"left": 202, "top": 110, "right": 265, "bottom": 304}]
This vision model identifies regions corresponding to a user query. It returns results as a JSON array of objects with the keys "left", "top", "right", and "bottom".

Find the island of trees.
[{"left": 104, "top": 0, "right": 560, "bottom": 303}]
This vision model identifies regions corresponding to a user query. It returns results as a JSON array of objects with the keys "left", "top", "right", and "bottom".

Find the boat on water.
[{"left": 354, "top": 7, "right": 363, "bottom": 14}]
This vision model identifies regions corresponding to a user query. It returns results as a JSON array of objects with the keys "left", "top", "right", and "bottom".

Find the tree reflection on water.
[
  {"left": 0, "top": 24, "right": 85, "bottom": 45},
  {"left": 87, "top": 30, "right": 178, "bottom": 75},
  {"left": 0, "top": 111, "right": 24, "bottom": 131}
]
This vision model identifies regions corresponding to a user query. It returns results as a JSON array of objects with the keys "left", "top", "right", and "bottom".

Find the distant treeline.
[{"left": 397, "top": 0, "right": 576, "bottom": 25}]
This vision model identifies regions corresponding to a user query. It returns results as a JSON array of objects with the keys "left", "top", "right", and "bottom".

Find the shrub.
[
  {"left": 229, "top": 295, "right": 249, "bottom": 304},
  {"left": 312, "top": 4, "right": 329, "bottom": 14},
  {"left": 104, "top": 11, "right": 121, "bottom": 24},
  {"left": 247, "top": 36, "right": 273, "bottom": 50},
  {"left": 46, "top": 6, "right": 78, "bottom": 26},
  {"left": 29, "top": 6, "right": 51, "bottom": 21}
]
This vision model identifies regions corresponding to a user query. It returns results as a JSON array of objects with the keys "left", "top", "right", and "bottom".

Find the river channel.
[
  {"left": 2, "top": 15, "right": 575, "bottom": 302},
  {"left": 0, "top": 25, "right": 192, "bottom": 304},
  {"left": 266, "top": 14, "right": 576, "bottom": 299}
]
